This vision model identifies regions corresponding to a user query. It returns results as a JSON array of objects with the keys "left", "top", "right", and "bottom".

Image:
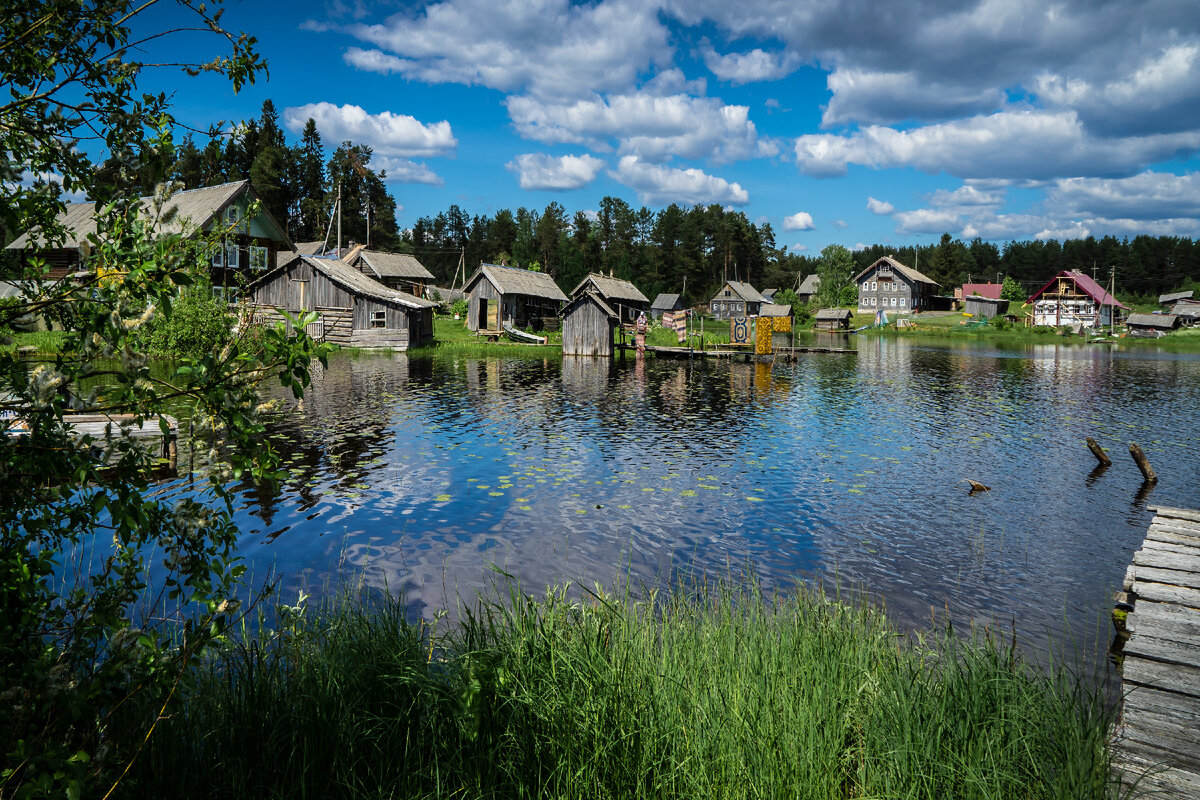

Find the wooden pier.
[
  {"left": 65, "top": 413, "right": 179, "bottom": 473},
  {"left": 616, "top": 343, "right": 856, "bottom": 360},
  {"left": 1112, "top": 505, "right": 1200, "bottom": 796}
]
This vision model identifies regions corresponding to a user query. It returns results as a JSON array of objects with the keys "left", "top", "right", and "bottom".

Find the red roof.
[
  {"left": 1027, "top": 270, "right": 1129, "bottom": 308},
  {"left": 962, "top": 282, "right": 1003, "bottom": 300}
]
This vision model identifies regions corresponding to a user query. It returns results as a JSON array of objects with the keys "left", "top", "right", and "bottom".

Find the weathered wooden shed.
[
  {"left": 1125, "top": 313, "right": 1179, "bottom": 338},
  {"left": 1159, "top": 290, "right": 1194, "bottom": 306},
  {"left": 814, "top": 308, "right": 852, "bottom": 330},
  {"left": 651, "top": 292, "right": 685, "bottom": 320},
  {"left": 1172, "top": 302, "right": 1200, "bottom": 327},
  {"left": 571, "top": 273, "right": 650, "bottom": 328},
  {"left": 561, "top": 290, "right": 620, "bottom": 357},
  {"left": 345, "top": 249, "right": 436, "bottom": 297},
  {"left": 963, "top": 295, "right": 1009, "bottom": 319},
  {"left": 246, "top": 255, "right": 435, "bottom": 350},
  {"left": 462, "top": 263, "right": 569, "bottom": 334}
]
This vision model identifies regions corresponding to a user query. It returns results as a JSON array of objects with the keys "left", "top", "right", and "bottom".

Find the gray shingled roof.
[
  {"left": 798, "top": 274, "right": 821, "bottom": 294},
  {"left": 296, "top": 256, "right": 436, "bottom": 309},
  {"left": 715, "top": 281, "right": 769, "bottom": 303},
  {"left": 572, "top": 273, "right": 649, "bottom": 304},
  {"left": 464, "top": 263, "right": 569, "bottom": 302},
  {"left": 6, "top": 180, "right": 292, "bottom": 250},
  {"left": 294, "top": 241, "right": 330, "bottom": 256},
  {"left": 854, "top": 256, "right": 939, "bottom": 287},
  {"left": 562, "top": 289, "right": 618, "bottom": 320},
  {"left": 651, "top": 293, "right": 681, "bottom": 310},
  {"left": 1160, "top": 290, "right": 1195, "bottom": 304},
  {"left": 815, "top": 308, "right": 852, "bottom": 320},
  {"left": 354, "top": 250, "right": 435, "bottom": 281},
  {"left": 1171, "top": 301, "right": 1200, "bottom": 317},
  {"left": 1126, "top": 313, "right": 1178, "bottom": 329},
  {"left": 759, "top": 303, "right": 793, "bottom": 317}
]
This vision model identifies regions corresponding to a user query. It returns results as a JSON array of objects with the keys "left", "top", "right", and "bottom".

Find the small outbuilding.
[
  {"left": 651, "top": 292, "right": 685, "bottom": 320},
  {"left": 796, "top": 274, "right": 820, "bottom": 303},
  {"left": 709, "top": 281, "right": 769, "bottom": 320},
  {"left": 246, "top": 255, "right": 436, "bottom": 350},
  {"left": 963, "top": 295, "right": 1010, "bottom": 320},
  {"left": 561, "top": 290, "right": 620, "bottom": 357},
  {"left": 571, "top": 273, "right": 649, "bottom": 328},
  {"left": 345, "top": 249, "right": 436, "bottom": 297},
  {"left": 1171, "top": 301, "right": 1200, "bottom": 327},
  {"left": 814, "top": 308, "right": 852, "bottom": 330},
  {"left": 1160, "top": 290, "right": 1194, "bottom": 306},
  {"left": 1125, "top": 313, "right": 1179, "bottom": 338},
  {"left": 462, "top": 263, "right": 569, "bottom": 334}
]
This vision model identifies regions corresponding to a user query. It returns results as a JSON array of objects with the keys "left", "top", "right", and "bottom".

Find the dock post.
[
  {"left": 1128, "top": 443, "right": 1157, "bottom": 484},
  {"left": 1085, "top": 437, "right": 1112, "bottom": 467}
]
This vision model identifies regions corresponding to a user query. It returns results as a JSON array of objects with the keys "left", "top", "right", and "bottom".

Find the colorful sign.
[{"left": 730, "top": 316, "right": 750, "bottom": 344}]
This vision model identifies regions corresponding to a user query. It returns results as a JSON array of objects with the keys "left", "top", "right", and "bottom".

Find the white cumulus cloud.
[
  {"left": 611, "top": 155, "right": 749, "bottom": 205},
  {"left": 699, "top": 39, "right": 801, "bottom": 85},
  {"left": 506, "top": 153, "right": 606, "bottom": 190},
  {"left": 284, "top": 102, "right": 457, "bottom": 159},
  {"left": 782, "top": 211, "right": 814, "bottom": 231},
  {"left": 866, "top": 197, "right": 894, "bottom": 215}
]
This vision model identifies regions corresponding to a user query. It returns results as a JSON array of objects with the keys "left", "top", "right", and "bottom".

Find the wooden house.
[
  {"left": 570, "top": 273, "right": 649, "bottom": 328},
  {"left": 1125, "top": 313, "right": 1179, "bottom": 338},
  {"left": 1027, "top": 270, "right": 1128, "bottom": 328},
  {"left": 814, "top": 308, "right": 852, "bottom": 330},
  {"left": 855, "top": 256, "right": 939, "bottom": 313},
  {"left": 5, "top": 180, "right": 293, "bottom": 298},
  {"left": 708, "top": 281, "right": 769, "bottom": 320},
  {"left": 963, "top": 295, "right": 1009, "bottom": 319},
  {"left": 345, "top": 249, "right": 436, "bottom": 297},
  {"left": 1171, "top": 301, "right": 1200, "bottom": 327},
  {"left": 462, "top": 263, "right": 568, "bottom": 334},
  {"left": 561, "top": 291, "right": 620, "bottom": 357},
  {"left": 797, "top": 274, "right": 820, "bottom": 303},
  {"left": 245, "top": 255, "right": 435, "bottom": 350},
  {"left": 651, "top": 292, "right": 685, "bottom": 320}
]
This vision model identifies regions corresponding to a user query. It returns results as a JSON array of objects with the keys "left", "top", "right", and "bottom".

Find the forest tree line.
[{"left": 13, "top": 98, "right": 1200, "bottom": 305}]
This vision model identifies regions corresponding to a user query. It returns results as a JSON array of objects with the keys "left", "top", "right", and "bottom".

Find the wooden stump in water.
[
  {"left": 1128, "top": 443, "right": 1157, "bottom": 484},
  {"left": 1086, "top": 437, "right": 1112, "bottom": 467}
]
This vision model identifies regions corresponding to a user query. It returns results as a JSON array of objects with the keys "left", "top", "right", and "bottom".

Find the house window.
[
  {"left": 899, "top": 297, "right": 906, "bottom": 307},
  {"left": 870, "top": 297, "right": 877, "bottom": 306},
  {"left": 210, "top": 245, "right": 223, "bottom": 269},
  {"left": 249, "top": 245, "right": 268, "bottom": 272},
  {"left": 225, "top": 241, "right": 240, "bottom": 269},
  {"left": 871, "top": 281, "right": 877, "bottom": 291},
  {"left": 861, "top": 282, "right": 868, "bottom": 291},
  {"left": 225, "top": 205, "right": 240, "bottom": 224},
  {"left": 724, "top": 289, "right": 731, "bottom": 297},
  {"left": 890, "top": 297, "right": 897, "bottom": 307},
  {"left": 371, "top": 310, "right": 386, "bottom": 328}
]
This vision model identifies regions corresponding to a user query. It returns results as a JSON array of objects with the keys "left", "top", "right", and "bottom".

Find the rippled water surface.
[{"left": 188, "top": 336, "right": 1200, "bottom": 653}]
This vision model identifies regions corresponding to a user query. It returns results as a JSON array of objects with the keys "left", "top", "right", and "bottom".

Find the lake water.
[{"left": 186, "top": 336, "right": 1200, "bottom": 657}]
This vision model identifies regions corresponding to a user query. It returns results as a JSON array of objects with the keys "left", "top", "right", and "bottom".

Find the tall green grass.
[{"left": 120, "top": 576, "right": 1127, "bottom": 799}]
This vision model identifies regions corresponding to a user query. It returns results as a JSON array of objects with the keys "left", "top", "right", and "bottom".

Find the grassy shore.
[{"left": 120, "top": 576, "right": 1125, "bottom": 799}]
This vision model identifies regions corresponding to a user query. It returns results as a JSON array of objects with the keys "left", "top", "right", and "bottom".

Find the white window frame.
[
  {"left": 225, "top": 241, "right": 240, "bottom": 270},
  {"left": 899, "top": 297, "right": 906, "bottom": 307},
  {"left": 890, "top": 297, "right": 897, "bottom": 307},
  {"left": 249, "top": 244, "right": 268, "bottom": 272},
  {"left": 870, "top": 297, "right": 877, "bottom": 306},
  {"left": 871, "top": 281, "right": 877, "bottom": 291},
  {"left": 371, "top": 310, "right": 386, "bottom": 328},
  {"left": 225, "top": 205, "right": 240, "bottom": 225}
]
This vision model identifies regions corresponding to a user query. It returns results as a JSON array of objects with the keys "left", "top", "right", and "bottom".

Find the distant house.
[
  {"left": 1159, "top": 290, "right": 1194, "bottom": 306},
  {"left": 1027, "top": 270, "right": 1128, "bottom": 328},
  {"left": 761, "top": 288, "right": 778, "bottom": 301},
  {"left": 462, "top": 263, "right": 568, "bottom": 334},
  {"left": 342, "top": 249, "right": 436, "bottom": 297},
  {"left": 855, "top": 256, "right": 939, "bottom": 313},
  {"left": 796, "top": 274, "right": 820, "bottom": 303},
  {"left": 708, "top": 281, "right": 769, "bottom": 320},
  {"left": 5, "top": 180, "right": 293, "bottom": 298},
  {"left": 1171, "top": 302, "right": 1200, "bottom": 327},
  {"left": 1125, "top": 313, "right": 1179, "bottom": 338},
  {"left": 651, "top": 293, "right": 685, "bottom": 320},
  {"left": 814, "top": 308, "right": 852, "bottom": 330},
  {"left": 246, "top": 255, "right": 436, "bottom": 350},
  {"left": 561, "top": 290, "right": 620, "bottom": 357},
  {"left": 570, "top": 273, "right": 649, "bottom": 327}
]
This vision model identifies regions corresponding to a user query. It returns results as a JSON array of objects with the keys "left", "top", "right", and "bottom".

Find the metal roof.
[
  {"left": 571, "top": 273, "right": 649, "bottom": 304},
  {"left": 1027, "top": 270, "right": 1128, "bottom": 308},
  {"left": 1126, "top": 313, "right": 1178, "bottom": 329},
  {"left": 962, "top": 282, "right": 1003, "bottom": 300},
  {"left": 463, "top": 263, "right": 569, "bottom": 302},
  {"left": 353, "top": 250, "right": 435, "bottom": 281},
  {"left": 854, "top": 256, "right": 939, "bottom": 286},
  {"left": 6, "top": 180, "right": 293, "bottom": 251}
]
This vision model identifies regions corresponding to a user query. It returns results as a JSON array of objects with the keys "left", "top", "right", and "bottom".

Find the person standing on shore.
[{"left": 635, "top": 310, "right": 647, "bottom": 355}]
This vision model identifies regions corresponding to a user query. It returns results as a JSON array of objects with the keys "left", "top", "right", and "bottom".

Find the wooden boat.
[{"left": 502, "top": 321, "right": 547, "bottom": 345}]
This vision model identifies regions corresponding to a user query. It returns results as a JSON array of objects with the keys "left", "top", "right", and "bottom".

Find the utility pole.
[{"left": 336, "top": 181, "right": 342, "bottom": 258}]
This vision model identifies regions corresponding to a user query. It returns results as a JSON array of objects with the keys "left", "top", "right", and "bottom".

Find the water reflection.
[{"left": 160, "top": 337, "right": 1200, "bottom": 657}]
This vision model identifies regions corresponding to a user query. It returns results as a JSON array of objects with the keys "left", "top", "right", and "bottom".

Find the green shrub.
[
  {"left": 137, "top": 279, "right": 233, "bottom": 358},
  {"left": 450, "top": 298, "right": 468, "bottom": 317}
]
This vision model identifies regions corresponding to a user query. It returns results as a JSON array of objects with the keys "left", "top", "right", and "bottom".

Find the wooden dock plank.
[
  {"left": 1148, "top": 506, "right": 1200, "bottom": 524},
  {"left": 1122, "top": 633, "right": 1200, "bottom": 670},
  {"left": 1128, "top": 564, "right": 1200, "bottom": 591},
  {"left": 1123, "top": 655, "right": 1200, "bottom": 701},
  {"left": 1123, "top": 684, "right": 1200, "bottom": 724},
  {"left": 1127, "top": 580, "right": 1200, "bottom": 609}
]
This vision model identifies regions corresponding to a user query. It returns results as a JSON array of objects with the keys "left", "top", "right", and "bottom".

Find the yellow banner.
[
  {"left": 755, "top": 318, "right": 773, "bottom": 354},
  {"left": 772, "top": 315, "right": 792, "bottom": 332}
]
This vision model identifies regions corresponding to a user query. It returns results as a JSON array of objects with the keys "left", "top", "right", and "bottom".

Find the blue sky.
[{"left": 119, "top": 0, "right": 1200, "bottom": 253}]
